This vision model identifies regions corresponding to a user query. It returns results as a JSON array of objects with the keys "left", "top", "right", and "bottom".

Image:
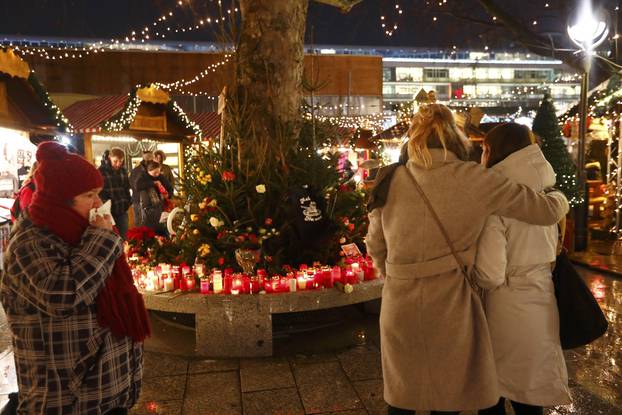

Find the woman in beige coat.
[
  {"left": 475, "top": 124, "right": 571, "bottom": 415},
  {"left": 365, "top": 104, "right": 569, "bottom": 414}
]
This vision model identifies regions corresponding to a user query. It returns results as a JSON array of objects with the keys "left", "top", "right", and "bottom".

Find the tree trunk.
[{"left": 236, "top": 0, "right": 309, "bottom": 139}]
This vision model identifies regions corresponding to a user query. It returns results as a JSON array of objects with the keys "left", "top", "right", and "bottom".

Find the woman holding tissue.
[{"left": 0, "top": 142, "right": 150, "bottom": 414}]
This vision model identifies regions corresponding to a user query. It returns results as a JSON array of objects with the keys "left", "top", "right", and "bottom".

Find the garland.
[
  {"left": 101, "top": 86, "right": 202, "bottom": 139},
  {"left": 26, "top": 72, "right": 73, "bottom": 133}
]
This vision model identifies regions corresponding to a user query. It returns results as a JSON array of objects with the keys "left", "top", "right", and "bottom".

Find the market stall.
[
  {"left": 0, "top": 48, "right": 70, "bottom": 255},
  {"left": 64, "top": 84, "right": 202, "bottom": 179}
]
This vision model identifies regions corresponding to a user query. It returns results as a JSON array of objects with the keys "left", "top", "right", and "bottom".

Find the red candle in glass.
[
  {"left": 231, "top": 275, "right": 243, "bottom": 295},
  {"left": 185, "top": 276, "right": 196, "bottom": 291},
  {"left": 331, "top": 266, "right": 342, "bottom": 283},
  {"left": 270, "top": 276, "right": 280, "bottom": 293},
  {"left": 223, "top": 274, "right": 233, "bottom": 294},
  {"left": 241, "top": 275, "right": 250, "bottom": 294},
  {"left": 322, "top": 267, "right": 334, "bottom": 288},
  {"left": 250, "top": 276, "right": 261, "bottom": 294},
  {"left": 200, "top": 278, "right": 211, "bottom": 294},
  {"left": 345, "top": 269, "right": 356, "bottom": 285}
]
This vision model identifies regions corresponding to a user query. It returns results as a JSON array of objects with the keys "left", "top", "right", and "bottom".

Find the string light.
[
  {"left": 10, "top": 4, "right": 238, "bottom": 61},
  {"left": 380, "top": 2, "right": 403, "bottom": 37},
  {"left": 152, "top": 53, "right": 232, "bottom": 93}
]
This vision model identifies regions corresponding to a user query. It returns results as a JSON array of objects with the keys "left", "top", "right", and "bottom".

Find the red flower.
[
  {"left": 216, "top": 231, "right": 225, "bottom": 240},
  {"left": 264, "top": 218, "right": 273, "bottom": 226},
  {"left": 265, "top": 256, "right": 273, "bottom": 263},
  {"left": 218, "top": 257, "right": 225, "bottom": 266},
  {"left": 248, "top": 234, "right": 258, "bottom": 244},
  {"left": 222, "top": 171, "right": 236, "bottom": 182},
  {"left": 347, "top": 223, "right": 355, "bottom": 232},
  {"left": 127, "top": 226, "right": 156, "bottom": 241}
]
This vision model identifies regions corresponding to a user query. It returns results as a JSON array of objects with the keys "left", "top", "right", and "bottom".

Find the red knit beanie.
[{"left": 34, "top": 141, "right": 103, "bottom": 201}]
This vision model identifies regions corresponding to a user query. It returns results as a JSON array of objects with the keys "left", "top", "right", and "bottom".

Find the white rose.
[
  {"left": 209, "top": 217, "right": 223, "bottom": 228},
  {"left": 344, "top": 283, "right": 354, "bottom": 294},
  {"left": 256, "top": 184, "right": 266, "bottom": 194}
]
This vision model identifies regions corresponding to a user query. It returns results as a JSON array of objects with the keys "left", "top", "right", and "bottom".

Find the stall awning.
[
  {"left": 189, "top": 112, "right": 221, "bottom": 140},
  {"left": 372, "top": 121, "right": 409, "bottom": 141},
  {"left": 63, "top": 95, "right": 128, "bottom": 133}
]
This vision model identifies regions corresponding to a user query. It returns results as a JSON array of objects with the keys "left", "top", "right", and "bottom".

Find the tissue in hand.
[{"left": 89, "top": 200, "right": 116, "bottom": 225}]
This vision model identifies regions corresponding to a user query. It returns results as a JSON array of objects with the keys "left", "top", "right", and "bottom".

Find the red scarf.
[{"left": 29, "top": 192, "right": 151, "bottom": 342}]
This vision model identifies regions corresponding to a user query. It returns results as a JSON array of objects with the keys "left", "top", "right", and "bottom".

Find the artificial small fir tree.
[{"left": 532, "top": 93, "right": 582, "bottom": 206}]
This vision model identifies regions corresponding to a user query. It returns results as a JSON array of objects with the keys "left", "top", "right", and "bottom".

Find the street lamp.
[{"left": 567, "top": 1, "right": 608, "bottom": 251}]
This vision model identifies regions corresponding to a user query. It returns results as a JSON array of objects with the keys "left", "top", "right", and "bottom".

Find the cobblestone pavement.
[{"left": 0, "top": 266, "right": 621, "bottom": 414}]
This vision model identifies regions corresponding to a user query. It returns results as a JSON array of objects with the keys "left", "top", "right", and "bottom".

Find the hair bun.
[{"left": 36, "top": 141, "right": 68, "bottom": 162}]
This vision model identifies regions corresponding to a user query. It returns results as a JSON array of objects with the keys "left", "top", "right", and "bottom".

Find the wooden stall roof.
[
  {"left": 63, "top": 88, "right": 200, "bottom": 141},
  {"left": 372, "top": 121, "right": 409, "bottom": 142},
  {"left": 0, "top": 49, "right": 68, "bottom": 134},
  {"left": 189, "top": 112, "right": 220, "bottom": 140},
  {"left": 63, "top": 95, "right": 128, "bottom": 133}
]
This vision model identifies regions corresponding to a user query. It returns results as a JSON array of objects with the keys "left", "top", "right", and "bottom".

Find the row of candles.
[{"left": 132, "top": 258, "right": 376, "bottom": 295}]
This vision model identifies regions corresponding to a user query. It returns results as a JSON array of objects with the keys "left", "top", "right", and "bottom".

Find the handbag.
[
  {"left": 403, "top": 167, "right": 481, "bottom": 294},
  {"left": 553, "top": 249, "right": 608, "bottom": 349}
]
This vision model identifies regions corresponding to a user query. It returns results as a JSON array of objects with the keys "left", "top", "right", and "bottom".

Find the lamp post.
[{"left": 567, "top": 1, "right": 608, "bottom": 251}]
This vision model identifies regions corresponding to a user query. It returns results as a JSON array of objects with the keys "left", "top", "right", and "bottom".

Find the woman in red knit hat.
[{"left": 0, "top": 141, "right": 150, "bottom": 414}]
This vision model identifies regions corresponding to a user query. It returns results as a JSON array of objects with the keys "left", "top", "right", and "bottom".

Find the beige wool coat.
[
  {"left": 365, "top": 149, "right": 569, "bottom": 412},
  {"left": 474, "top": 144, "right": 571, "bottom": 406}
]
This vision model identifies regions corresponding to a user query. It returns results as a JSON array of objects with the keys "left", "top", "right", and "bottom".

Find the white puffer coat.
[{"left": 475, "top": 143, "right": 572, "bottom": 406}]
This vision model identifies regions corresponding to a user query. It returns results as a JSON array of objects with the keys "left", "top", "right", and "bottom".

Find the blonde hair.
[{"left": 407, "top": 104, "right": 471, "bottom": 169}]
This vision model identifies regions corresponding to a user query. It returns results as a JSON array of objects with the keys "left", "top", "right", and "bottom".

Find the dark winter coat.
[
  {"left": 99, "top": 164, "right": 132, "bottom": 217},
  {"left": 134, "top": 173, "right": 171, "bottom": 230}
]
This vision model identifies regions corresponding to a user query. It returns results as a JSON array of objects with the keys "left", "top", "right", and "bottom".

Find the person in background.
[
  {"left": 130, "top": 150, "right": 154, "bottom": 225},
  {"left": 153, "top": 149, "right": 175, "bottom": 192},
  {"left": 365, "top": 104, "right": 569, "bottom": 415},
  {"left": 0, "top": 141, "right": 150, "bottom": 414},
  {"left": 135, "top": 160, "right": 171, "bottom": 236},
  {"left": 10, "top": 162, "right": 36, "bottom": 223},
  {"left": 475, "top": 123, "right": 571, "bottom": 415},
  {"left": 99, "top": 148, "right": 132, "bottom": 239}
]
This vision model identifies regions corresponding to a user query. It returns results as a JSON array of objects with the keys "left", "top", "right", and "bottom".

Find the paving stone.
[
  {"left": 130, "top": 399, "right": 183, "bottom": 415},
  {"left": 183, "top": 371, "right": 242, "bottom": 415},
  {"left": 138, "top": 375, "right": 186, "bottom": 403},
  {"left": 242, "top": 387, "right": 304, "bottom": 415},
  {"left": 352, "top": 379, "right": 386, "bottom": 415},
  {"left": 337, "top": 345, "right": 383, "bottom": 381},
  {"left": 142, "top": 352, "right": 188, "bottom": 379},
  {"left": 188, "top": 358, "right": 239, "bottom": 374},
  {"left": 287, "top": 352, "right": 339, "bottom": 367},
  {"left": 294, "top": 361, "right": 363, "bottom": 414},
  {"left": 240, "top": 357, "right": 295, "bottom": 392},
  {"left": 544, "top": 385, "right": 622, "bottom": 414}
]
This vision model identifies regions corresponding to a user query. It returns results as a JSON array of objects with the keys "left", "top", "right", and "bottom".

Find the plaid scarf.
[{"left": 29, "top": 191, "right": 151, "bottom": 342}]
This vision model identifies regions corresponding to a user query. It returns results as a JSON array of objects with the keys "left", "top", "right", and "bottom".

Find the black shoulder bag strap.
[{"left": 403, "top": 166, "right": 481, "bottom": 293}]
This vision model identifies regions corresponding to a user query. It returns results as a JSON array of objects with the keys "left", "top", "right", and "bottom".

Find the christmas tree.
[
  {"left": 532, "top": 93, "right": 582, "bottom": 206},
  {"left": 169, "top": 109, "right": 368, "bottom": 274}
]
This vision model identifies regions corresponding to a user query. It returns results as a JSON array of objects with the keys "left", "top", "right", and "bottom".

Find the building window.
[
  {"left": 395, "top": 67, "right": 423, "bottom": 82},
  {"left": 514, "top": 70, "right": 553, "bottom": 81},
  {"left": 423, "top": 68, "right": 449, "bottom": 80},
  {"left": 383, "top": 68, "right": 395, "bottom": 82}
]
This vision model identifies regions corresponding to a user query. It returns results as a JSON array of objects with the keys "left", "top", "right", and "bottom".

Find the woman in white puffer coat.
[{"left": 475, "top": 123, "right": 572, "bottom": 415}]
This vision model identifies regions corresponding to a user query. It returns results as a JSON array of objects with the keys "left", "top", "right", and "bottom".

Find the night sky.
[{"left": 0, "top": 0, "right": 618, "bottom": 51}]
